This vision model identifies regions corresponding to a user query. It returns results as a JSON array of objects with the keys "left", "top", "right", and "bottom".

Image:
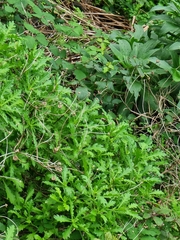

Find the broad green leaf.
[
  {"left": 7, "top": 0, "right": 18, "bottom": 3},
  {"left": 110, "top": 42, "right": 130, "bottom": 66},
  {"left": 137, "top": 67, "right": 145, "bottom": 77},
  {"left": 4, "top": 5, "right": 15, "bottom": 13},
  {"left": 36, "top": 33, "right": 48, "bottom": 46},
  {"left": 62, "top": 60, "right": 74, "bottom": 70},
  {"left": 59, "top": 49, "right": 66, "bottom": 58},
  {"left": 141, "top": 237, "right": 157, "bottom": 240},
  {"left": 110, "top": 43, "right": 131, "bottom": 68},
  {"left": 24, "top": 36, "right": 36, "bottom": 49},
  {"left": 101, "top": 215, "right": 107, "bottom": 223},
  {"left": 158, "top": 78, "right": 172, "bottom": 88},
  {"left": 117, "top": 39, "right": 131, "bottom": 56},
  {"left": 170, "top": 51, "right": 179, "bottom": 68},
  {"left": 131, "top": 24, "right": 145, "bottom": 40},
  {"left": 74, "top": 69, "right": 87, "bottom": 80},
  {"left": 24, "top": 22, "right": 39, "bottom": 34},
  {"left": 95, "top": 81, "right": 107, "bottom": 90},
  {"left": 160, "top": 22, "right": 179, "bottom": 35},
  {"left": 0, "top": 223, "right": 6, "bottom": 232},
  {"left": 76, "top": 86, "right": 89, "bottom": 99},
  {"left": 149, "top": 57, "right": 172, "bottom": 72},
  {"left": 150, "top": 5, "right": 170, "bottom": 12},
  {"left": 31, "top": 4, "right": 43, "bottom": 16},
  {"left": 137, "top": 40, "right": 159, "bottom": 59},
  {"left": 128, "top": 81, "right": 142, "bottom": 102},
  {"left": 42, "top": 12, "right": 55, "bottom": 24},
  {"left": 153, "top": 216, "right": 164, "bottom": 226},
  {"left": 171, "top": 68, "right": 180, "bottom": 82},
  {"left": 169, "top": 42, "right": 180, "bottom": 50},
  {"left": 73, "top": 25, "right": 83, "bottom": 37},
  {"left": 107, "top": 81, "right": 114, "bottom": 90}
]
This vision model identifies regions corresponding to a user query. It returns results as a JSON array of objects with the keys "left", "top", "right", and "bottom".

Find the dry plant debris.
[{"left": 48, "top": 0, "right": 131, "bottom": 32}]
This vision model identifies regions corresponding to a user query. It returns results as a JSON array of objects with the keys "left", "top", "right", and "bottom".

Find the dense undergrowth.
[
  {"left": 0, "top": 0, "right": 180, "bottom": 239},
  {"left": 91, "top": 0, "right": 171, "bottom": 22}
]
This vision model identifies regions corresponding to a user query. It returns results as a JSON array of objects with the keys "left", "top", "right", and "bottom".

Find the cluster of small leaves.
[{"left": 1, "top": 22, "right": 179, "bottom": 240}]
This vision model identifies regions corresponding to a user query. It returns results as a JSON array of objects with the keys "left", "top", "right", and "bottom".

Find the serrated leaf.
[
  {"left": 77, "top": 207, "right": 88, "bottom": 218},
  {"left": 98, "top": 196, "right": 107, "bottom": 206},
  {"left": 4, "top": 182, "right": 16, "bottom": 205},
  {"left": 150, "top": 190, "right": 164, "bottom": 196},
  {"left": 92, "top": 143, "right": 106, "bottom": 153},
  {"left": 5, "top": 225, "right": 15, "bottom": 240},
  {"left": 54, "top": 215, "right": 71, "bottom": 223},
  {"left": 62, "top": 225, "right": 73, "bottom": 239},
  {"left": 25, "top": 185, "right": 34, "bottom": 203},
  {"left": 65, "top": 186, "right": 74, "bottom": 197},
  {"left": 119, "top": 192, "right": 131, "bottom": 207},
  {"left": 128, "top": 203, "right": 138, "bottom": 209}
]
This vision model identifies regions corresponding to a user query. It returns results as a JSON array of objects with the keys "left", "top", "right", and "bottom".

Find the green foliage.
[
  {"left": 0, "top": 0, "right": 180, "bottom": 239},
  {"left": 71, "top": 23, "right": 180, "bottom": 129},
  {"left": 5, "top": 225, "right": 16, "bottom": 240},
  {"left": 0, "top": 0, "right": 86, "bottom": 49},
  {"left": 1, "top": 21, "right": 179, "bottom": 239},
  {"left": 92, "top": 0, "right": 171, "bottom": 22}
]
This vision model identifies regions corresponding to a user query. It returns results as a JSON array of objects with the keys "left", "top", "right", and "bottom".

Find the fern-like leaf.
[{"left": 5, "top": 225, "right": 15, "bottom": 240}]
